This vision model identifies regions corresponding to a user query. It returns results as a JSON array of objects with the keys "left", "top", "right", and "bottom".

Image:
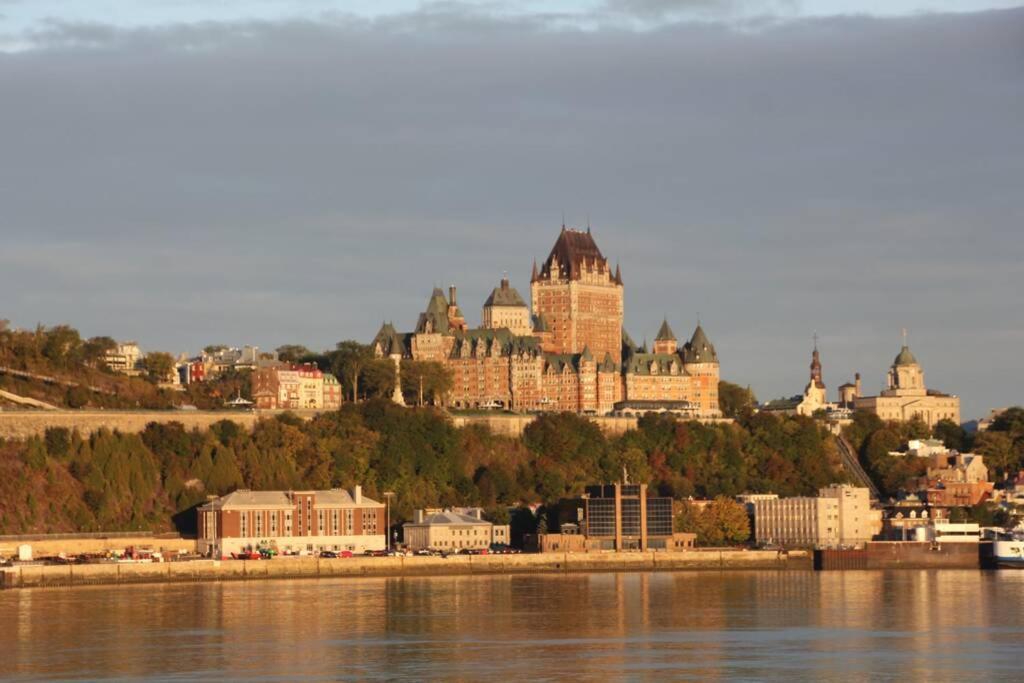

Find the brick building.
[
  {"left": 196, "top": 487, "right": 385, "bottom": 557},
  {"left": 373, "top": 227, "right": 722, "bottom": 416}
]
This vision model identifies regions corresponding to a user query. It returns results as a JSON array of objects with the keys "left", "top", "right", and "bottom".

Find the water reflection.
[{"left": 1, "top": 570, "right": 1022, "bottom": 680}]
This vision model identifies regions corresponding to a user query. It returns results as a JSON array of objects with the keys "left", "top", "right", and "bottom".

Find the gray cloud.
[{"left": 1, "top": 7, "right": 1022, "bottom": 418}]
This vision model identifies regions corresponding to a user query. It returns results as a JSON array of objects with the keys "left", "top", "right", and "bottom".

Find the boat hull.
[{"left": 993, "top": 540, "right": 1024, "bottom": 568}]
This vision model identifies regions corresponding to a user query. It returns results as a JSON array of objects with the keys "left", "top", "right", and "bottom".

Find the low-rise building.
[
  {"left": 753, "top": 485, "right": 881, "bottom": 549},
  {"left": 402, "top": 508, "right": 510, "bottom": 551},
  {"left": 252, "top": 363, "right": 343, "bottom": 410},
  {"left": 922, "top": 451, "right": 993, "bottom": 507},
  {"left": 104, "top": 341, "right": 142, "bottom": 376},
  {"left": 197, "top": 487, "right": 384, "bottom": 558}
]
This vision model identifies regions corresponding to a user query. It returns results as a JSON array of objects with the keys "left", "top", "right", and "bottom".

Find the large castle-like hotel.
[{"left": 373, "top": 228, "right": 721, "bottom": 417}]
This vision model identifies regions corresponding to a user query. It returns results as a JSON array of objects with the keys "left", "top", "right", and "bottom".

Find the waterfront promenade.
[{"left": 1, "top": 550, "right": 806, "bottom": 589}]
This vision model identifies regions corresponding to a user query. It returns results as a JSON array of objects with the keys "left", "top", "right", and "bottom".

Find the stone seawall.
[{"left": 1, "top": 550, "right": 808, "bottom": 589}]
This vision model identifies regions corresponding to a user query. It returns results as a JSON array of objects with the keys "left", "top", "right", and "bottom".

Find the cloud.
[{"left": 1, "top": 7, "right": 1022, "bottom": 417}]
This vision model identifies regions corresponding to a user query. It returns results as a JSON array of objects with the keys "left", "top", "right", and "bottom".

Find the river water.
[{"left": 2, "top": 570, "right": 1022, "bottom": 681}]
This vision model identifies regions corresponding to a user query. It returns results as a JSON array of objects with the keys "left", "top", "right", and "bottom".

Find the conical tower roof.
[
  {"left": 683, "top": 324, "right": 718, "bottom": 364},
  {"left": 655, "top": 318, "right": 676, "bottom": 342}
]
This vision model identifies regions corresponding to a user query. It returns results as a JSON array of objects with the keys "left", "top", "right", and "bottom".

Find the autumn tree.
[{"left": 140, "top": 352, "right": 176, "bottom": 383}]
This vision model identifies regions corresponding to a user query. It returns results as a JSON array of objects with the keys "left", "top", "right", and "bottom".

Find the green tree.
[
  {"left": 361, "top": 359, "right": 397, "bottom": 400},
  {"left": 44, "top": 427, "right": 71, "bottom": 460},
  {"left": 82, "top": 336, "right": 117, "bottom": 368},
  {"left": 42, "top": 325, "right": 82, "bottom": 367},
  {"left": 400, "top": 360, "right": 454, "bottom": 406},
  {"left": 718, "top": 381, "right": 756, "bottom": 419},
  {"left": 276, "top": 344, "right": 312, "bottom": 363},
  {"left": 933, "top": 418, "right": 969, "bottom": 452},
  {"left": 331, "top": 341, "right": 375, "bottom": 402}
]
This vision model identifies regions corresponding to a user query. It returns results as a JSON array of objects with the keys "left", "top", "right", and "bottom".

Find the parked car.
[
  {"left": 339, "top": 550, "right": 354, "bottom": 558},
  {"left": 319, "top": 550, "right": 337, "bottom": 558}
]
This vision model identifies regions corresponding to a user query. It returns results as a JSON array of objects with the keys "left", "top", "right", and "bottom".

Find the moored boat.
[{"left": 993, "top": 538, "right": 1024, "bottom": 568}]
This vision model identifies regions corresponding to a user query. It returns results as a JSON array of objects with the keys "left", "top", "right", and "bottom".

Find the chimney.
[
  {"left": 449, "top": 285, "right": 457, "bottom": 306},
  {"left": 500, "top": 277, "right": 509, "bottom": 290},
  {"left": 855, "top": 372, "right": 862, "bottom": 398},
  {"left": 354, "top": 485, "right": 362, "bottom": 504},
  {"left": 414, "top": 509, "right": 424, "bottom": 524}
]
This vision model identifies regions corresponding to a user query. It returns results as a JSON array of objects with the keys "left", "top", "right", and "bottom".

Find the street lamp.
[{"left": 383, "top": 491, "right": 396, "bottom": 552}]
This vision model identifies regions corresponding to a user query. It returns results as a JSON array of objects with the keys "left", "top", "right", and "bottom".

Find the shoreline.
[{"left": 1, "top": 550, "right": 809, "bottom": 590}]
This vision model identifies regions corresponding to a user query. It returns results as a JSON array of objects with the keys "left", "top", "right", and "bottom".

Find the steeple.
[
  {"left": 531, "top": 259, "right": 539, "bottom": 283},
  {"left": 809, "top": 335, "right": 824, "bottom": 389}
]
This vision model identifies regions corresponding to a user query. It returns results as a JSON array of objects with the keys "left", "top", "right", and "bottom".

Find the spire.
[
  {"left": 531, "top": 259, "right": 539, "bottom": 283},
  {"left": 809, "top": 337, "right": 823, "bottom": 388},
  {"left": 655, "top": 318, "right": 676, "bottom": 342},
  {"left": 614, "top": 262, "right": 622, "bottom": 285}
]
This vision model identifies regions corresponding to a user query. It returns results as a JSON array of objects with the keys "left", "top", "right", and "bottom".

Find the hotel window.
[
  {"left": 270, "top": 512, "right": 278, "bottom": 535},
  {"left": 240, "top": 513, "right": 248, "bottom": 537},
  {"left": 332, "top": 510, "right": 339, "bottom": 535},
  {"left": 345, "top": 509, "right": 354, "bottom": 534},
  {"left": 285, "top": 512, "right": 292, "bottom": 535},
  {"left": 255, "top": 512, "right": 263, "bottom": 537},
  {"left": 318, "top": 510, "right": 325, "bottom": 534}
]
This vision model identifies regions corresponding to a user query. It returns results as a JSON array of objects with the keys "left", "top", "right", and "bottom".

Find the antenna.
[
  {"left": 902, "top": 327, "right": 908, "bottom": 347},
  {"left": 813, "top": 331, "right": 819, "bottom": 351},
  {"left": 561, "top": 210, "right": 566, "bottom": 230}
]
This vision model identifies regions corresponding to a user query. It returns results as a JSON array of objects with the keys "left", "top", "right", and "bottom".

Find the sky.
[{"left": 1, "top": 1, "right": 1022, "bottom": 420}]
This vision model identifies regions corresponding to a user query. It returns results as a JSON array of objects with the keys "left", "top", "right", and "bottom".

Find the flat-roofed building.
[
  {"left": 583, "top": 483, "right": 674, "bottom": 551},
  {"left": 197, "top": 486, "right": 384, "bottom": 558},
  {"left": 104, "top": 341, "right": 142, "bottom": 376},
  {"left": 402, "top": 508, "right": 510, "bottom": 551},
  {"left": 754, "top": 485, "right": 881, "bottom": 549}
]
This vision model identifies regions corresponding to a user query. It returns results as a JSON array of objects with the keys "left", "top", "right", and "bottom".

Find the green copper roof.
[
  {"left": 624, "top": 352, "right": 684, "bottom": 376},
  {"left": 484, "top": 279, "right": 527, "bottom": 307},
  {"left": 655, "top": 319, "right": 676, "bottom": 341},
  {"left": 894, "top": 345, "right": 918, "bottom": 366}
]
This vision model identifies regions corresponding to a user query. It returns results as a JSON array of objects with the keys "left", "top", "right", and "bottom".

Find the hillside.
[{"left": 0, "top": 402, "right": 849, "bottom": 535}]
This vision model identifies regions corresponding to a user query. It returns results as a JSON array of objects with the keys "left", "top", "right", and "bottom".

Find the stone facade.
[
  {"left": 402, "top": 508, "right": 510, "bottom": 551},
  {"left": 852, "top": 343, "right": 960, "bottom": 427},
  {"left": 373, "top": 228, "right": 722, "bottom": 417}
]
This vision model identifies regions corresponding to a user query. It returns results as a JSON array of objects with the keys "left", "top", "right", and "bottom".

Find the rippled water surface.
[{"left": 3, "top": 570, "right": 1023, "bottom": 681}]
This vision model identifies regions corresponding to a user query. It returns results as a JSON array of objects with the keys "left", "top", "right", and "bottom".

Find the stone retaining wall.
[
  {"left": 1, "top": 550, "right": 807, "bottom": 589},
  {"left": 0, "top": 535, "right": 196, "bottom": 558}
]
